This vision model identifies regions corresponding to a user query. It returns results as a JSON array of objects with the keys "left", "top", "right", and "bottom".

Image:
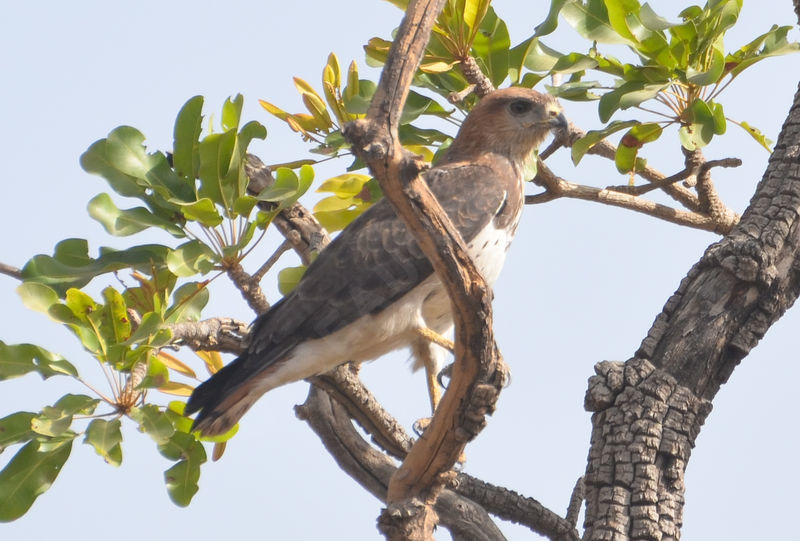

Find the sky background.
[{"left": 1, "top": 1, "right": 799, "bottom": 539}]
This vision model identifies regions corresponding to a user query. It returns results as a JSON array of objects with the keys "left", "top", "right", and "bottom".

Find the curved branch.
[
  {"left": 297, "top": 385, "right": 508, "bottom": 541},
  {"left": 343, "top": 0, "right": 506, "bottom": 537}
]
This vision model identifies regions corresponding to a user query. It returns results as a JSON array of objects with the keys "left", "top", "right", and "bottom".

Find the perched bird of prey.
[{"left": 187, "top": 87, "right": 567, "bottom": 436}]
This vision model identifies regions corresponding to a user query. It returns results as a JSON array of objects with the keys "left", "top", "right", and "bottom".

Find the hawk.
[{"left": 187, "top": 88, "right": 567, "bottom": 436}]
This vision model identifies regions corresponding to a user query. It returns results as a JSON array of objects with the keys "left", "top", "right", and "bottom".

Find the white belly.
[{"left": 255, "top": 218, "right": 519, "bottom": 391}]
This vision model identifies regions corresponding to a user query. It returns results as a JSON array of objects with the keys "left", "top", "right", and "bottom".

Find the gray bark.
[{"left": 582, "top": 81, "right": 800, "bottom": 540}]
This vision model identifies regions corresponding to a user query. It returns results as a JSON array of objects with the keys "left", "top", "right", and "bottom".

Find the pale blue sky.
[{"left": 2, "top": 1, "right": 799, "bottom": 539}]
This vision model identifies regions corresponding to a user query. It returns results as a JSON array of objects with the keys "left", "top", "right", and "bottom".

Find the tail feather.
[{"left": 186, "top": 352, "right": 255, "bottom": 436}]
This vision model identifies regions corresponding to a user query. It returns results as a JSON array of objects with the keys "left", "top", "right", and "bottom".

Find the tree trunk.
[{"left": 582, "top": 79, "right": 800, "bottom": 540}]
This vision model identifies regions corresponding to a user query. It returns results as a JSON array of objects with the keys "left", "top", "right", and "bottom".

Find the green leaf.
[
  {"left": 548, "top": 80, "right": 603, "bottom": 101},
  {"left": 160, "top": 430, "right": 206, "bottom": 506},
  {"left": 16, "top": 282, "right": 59, "bottom": 314},
  {"left": 125, "top": 311, "right": 165, "bottom": 345},
  {"left": 221, "top": 94, "right": 244, "bottom": 132},
  {"left": 598, "top": 81, "right": 668, "bottom": 122},
  {"left": 166, "top": 241, "right": 217, "bottom": 277},
  {"left": 163, "top": 460, "right": 199, "bottom": 507},
  {"left": 101, "top": 287, "right": 131, "bottom": 344},
  {"left": 533, "top": 0, "right": 569, "bottom": 37},
  {"left": 733, "top": 120, "right": 773, "bottom": 152},
  {"left": 88, "top": 193, "right": 186, "bottom": 237},
  {"left": 178, "top": 198, "right": 223, "bottom": 227},
  {"left": 197, "top": 129, "right": 237, "bottom": 208},
  {"left": 614, "top": 124, "right": 660, "bottom": 174},
  {"left": 31, "top": 395, "right": 99, "bottom": 438},
  {"left": 400, "top": 91, "right": 452, "bottom": 124},
  {"left": 81, "top": 126, "right": 194, "bottom": 207},
  {"left": 165, "top": 282, "right": 209, "bottom": 323},
  {"left": 471, "top": 7, "right": 510, "bottom": 87},
  {"left": 172, "top": 95, "right": 204, "bottom": 182},
  {"left": 84, "top": 419, "right": 123, "bottom": 467},
  {"left": 727, "top": 25, "right": 800, "bottom": 79},
  {"left": 254, "top": 166, "right": 313, "bottom": 209},
  {"left": 679, "top": 98, "right": 716, "bottom": 150},
  {"left": 129, "top": 404, "right": 175, "bottom": 445},
  {"left": 21, "top": 239, "right": 170, "bottom": 296},
  {"left": 278, "top": 265, "right": 307, "bottom": 295},
  {"left": 686, "top": 46, "right": 724, "bottom": 86},
  {"left": 0, "top": 412, "right": 36, "bottom": 453},
  {"left": 571, "top": 120, "right": 638, "bottom": 164},
  {"left": 711, "top": 102, "right": 726, "bottom": 135},
  {"left": 561, "top": 0, "right": 634, "bottom": 45},
  {"left": 0, "top": 440, "right": 73, "bottom": 522},
  {"left": 509, "top": 38, "right": 561, "bottom": 80},
  {"left": 0, "top": 341, "right": 77, "bottom": 381},
  {"left": 551, "top": 52, "right": 599, "bottom": 74}
]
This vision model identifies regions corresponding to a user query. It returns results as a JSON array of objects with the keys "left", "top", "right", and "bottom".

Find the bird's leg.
[{"left": 416, "top": 327, "right": 455, "bottom": 353}]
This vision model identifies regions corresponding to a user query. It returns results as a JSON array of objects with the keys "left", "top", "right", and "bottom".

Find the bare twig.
[
  {"left": 528, "top": 161, "right": 739, "bottom": 234},
  {"left": 607, "top": 157, "right": 742, "bottom": 197},
  {"left": 252, "top": 239, "right": 292, "bottom": 282},
  {"left": 0, "top": 261, "right": 23, "bottom": 280},
  {"left": 559, "top": 122, "right": 703, "bottom": 212},
  {"left": 448, "top": 84, "right": 477, "bottom": 104}
]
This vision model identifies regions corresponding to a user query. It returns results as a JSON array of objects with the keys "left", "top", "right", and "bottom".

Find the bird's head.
[{"left": 445, "top": 87, "right": 567, "bottom": 167}]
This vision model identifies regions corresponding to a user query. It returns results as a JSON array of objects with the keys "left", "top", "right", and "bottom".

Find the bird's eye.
[{"left": 508, "top": 100, "right": 533, "bottom": 115}]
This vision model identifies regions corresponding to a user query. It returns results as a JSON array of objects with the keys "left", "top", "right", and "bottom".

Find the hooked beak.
[{"left": 549, "top": 112, "right": 569, "bottom": 132}]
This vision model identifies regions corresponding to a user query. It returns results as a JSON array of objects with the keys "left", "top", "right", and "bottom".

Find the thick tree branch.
[
  {"left": 297, "top": 385, "right": 508, "bottom": 541},
  {"left": 450, "top": 475, "right": 580, "bottom": 541},
  {"left": 168, "top": 317, "right": 249, "bottom": 354},
  {"left": 582, "top": 80, "right": 800, "bottom": 539},
  {"left": 343, "top": 0, "right": 507, "bottom": 537}
]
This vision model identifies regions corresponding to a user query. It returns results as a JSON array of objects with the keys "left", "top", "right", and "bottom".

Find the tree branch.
[
  {"left": 528, "top": 161, "right": 737, "bottom": 234},
  {"left": 555, "top": 121, "right": 704, "bottom": 212},
  {"left": 0, "top": 261, "right": 22, "bottom": 281},
  {"left": 343, "top": 0, "right": 507, "bottom": 538},
  {"left": 297, "top": 385, "right": 508, "bottom": 541},
  {"left": 582, "top": 67, "right": 800, "bottom": 539},
  {"left": 450, "top": 474, "right": 581, "bottom": 541},
  {"left": 168, "top": 317, "right": 249, "bottom": 354}
]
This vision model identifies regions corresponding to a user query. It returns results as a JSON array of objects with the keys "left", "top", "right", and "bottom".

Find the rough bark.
[
  {"left": 342, "top": 0, "right": 507, "bottom": 537},
  {"left": 582, "top": 81, "right": 800, "bottom": 540}
]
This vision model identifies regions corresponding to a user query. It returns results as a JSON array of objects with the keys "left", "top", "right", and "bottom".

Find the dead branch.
[
  {"left": 450, "top": 475, "right": 581, "bottom": 541},
  {"left": 556, "top": 121, "right": 703, "bottom": 212},
  {"left": 528, "top": 161, "right": 739, "bottom": 234},
  {"left": 311, "top": 363, "right": 414, "bottom": 460},
  {"left": 297, "top": 385, "right": 508, "bottom": 541},
  {"left": 564, "top": 476, "right": 584, "bottom": 529}
]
